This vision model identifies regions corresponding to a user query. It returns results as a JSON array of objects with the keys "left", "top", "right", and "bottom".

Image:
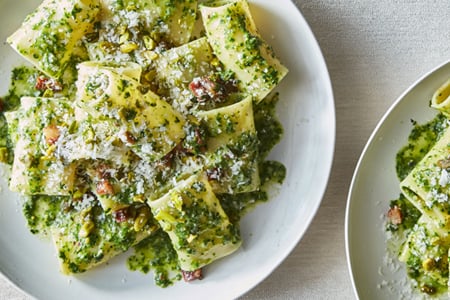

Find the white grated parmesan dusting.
[
  {"left": 121, "top": 10, "right": 140, "bottom": 28},
  {"left": 73, "top": 193, "right": 96, "bottom": 211},
  {"left": 230, "top": 159, "right": 244, "bottom": 176},
  {"left": 381, "top": 210, "right": 429, "bottom": 300},
  {"left": 426, "top": 188, "right": 448, "bottom": 206},
  {"left": 439, "top": 169, "right": 450, "bottom": 187},
  {"left": 430, "top": 174, "right": 437, "bottom": 187}
]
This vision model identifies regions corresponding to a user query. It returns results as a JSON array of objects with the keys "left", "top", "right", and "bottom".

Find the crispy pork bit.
[
  {"left": 35, "top": 75, "right": 63, "bottom": 92},
  {"left": 112, "top": 207, "right": 132, "bottom": 223},
  {"left": 182, "top": 269, "right": 203, "bottom": 282},
  {"left": 189, "top": 75, "right": 238, "bottom": 103},
  {"left": 96, "top": 179, "right": 114, "bottom": 196},
  {"left": 43, "top": 124, "right": 60, "bottom": 145},
  {"left": 124, "top": 131, "right": 136, "bottom": 144},
  {"left": 387, "top": 205, "right": 403, "bottom": 225},
  {"left": 189, "top": 77, "right": 217, "bottom": 102}
]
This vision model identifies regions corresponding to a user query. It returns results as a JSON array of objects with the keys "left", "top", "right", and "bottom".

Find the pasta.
[
  {"left": 388, "top": 77, "right": 450, "bottom": 296},
  {"left": 430, "top": 79, "right": 450, "bottom": 116},
  {"left": 200, "top": 0, "right": 288, "bottom": 102},
  {"left": 0, "top": 0, "right": 288, "bottom": 287},
  {"left": 6, "top": 97, "right": 77, "bottom": 195},
  {"left": 198, "top": 96, "right": 260, "bottom": 193},
  {"left": 149, "top": 173, "right": 241, "bottom": 271},
  {"left": 400, "top": 125, "right": 450, "bottom": 228},
  {"left": 154, "top": 37, "right": 217, "bottom": 113},
  {"left": 75, "top": 61, "right": 186, "bottom": 162},
  {"left": 7, "top": 0, "right": 101, "bottom": 78}
]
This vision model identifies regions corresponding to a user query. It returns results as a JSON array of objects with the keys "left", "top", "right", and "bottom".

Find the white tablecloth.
[{"left": 1, "top": 0, "right": 449, "bottom": 299}]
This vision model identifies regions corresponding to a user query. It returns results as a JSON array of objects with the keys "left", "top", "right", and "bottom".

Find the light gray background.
[{"left": 1, "top": 0, "right": 449, "bottom": 299}]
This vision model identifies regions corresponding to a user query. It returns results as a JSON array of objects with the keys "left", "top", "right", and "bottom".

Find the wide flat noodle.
[
  {"left": 2, "top": 0, "right": 288, "bottom": 279},
  {"left": 9, "top": 97, "right": 77, "bottom": 195},
  {"left": 148, "top": 173, "right": 241, "bottom": 271},
  {"left": 431, "top": 79, "right": 450, "bottom": 116},
  {"left": 7, "top": 0, "right": 101, "bottom": 78},
  {"left": 53, "top": 202, "right": 158, "bottom": 274},
  {"left": 154, "top": 37, "right": 216, "bottom": 113},
  {"left": 398, "top": 215, "right": 450, "bottom": 294},
  {"left": 86, "top": 0, "right": 197, "bottom": 65},
  {"left": 198, "top": 96, "right": 260, "bottom": 193},
  {"left": 200, "top": 0, "right": 288, "bottom": 103},
  {"left": 76, "top": 62, "right": 186, "bottom": 161},
  {"left": 401, "top": 126, "right": 450, "bottom": 229}
]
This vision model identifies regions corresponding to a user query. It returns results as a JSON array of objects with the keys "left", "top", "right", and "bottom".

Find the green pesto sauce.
[
  {"left": 127, "top": 230, "right": 181, "bottom": 287},
  {"left": 23, "top": 195, "right": 66, "bottom": 236},
  {"left": 0, "top": 115, "right": 10, "bottom": 163},
  {"left": 126, "top": 94, "right": 286, "bottom": 286},
  {"left": 392, "top": 113, "right": 447, "bottom": 235},
  {"left": 259, "top": 160, "right": 286, "bottom": 185},
  {"left": 0, "top": 66, "right": 43, "bottom": 164},
  {"left": 254, "top": 93, "right": 283, "bottom": 159},
  {"left": 218, "top": 160, "right": 286, "bottom": 226},
  {"left": 391, "top": 113, "right": 449, "bottom": 296},
  {"left": 1, "top": 66, "right": 42, "bottom": 111},
  {"left": 395, "top": 113, "right": 448, "bottom": 181},
  {"left": 387, "top": 194, "right": 420, "bottom": 233}
]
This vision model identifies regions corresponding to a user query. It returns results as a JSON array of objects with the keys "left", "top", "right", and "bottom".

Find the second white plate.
[{"left": 346, "top": 60, "right": 450, "bottom": 299}]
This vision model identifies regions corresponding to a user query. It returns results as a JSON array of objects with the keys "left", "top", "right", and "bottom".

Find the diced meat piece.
[
  {"left": 189, "top": 77, "right": 217, "bottom": 102},
  {"left": 35, "top": 75, "right": 63, "bottom": 92},
  {"left": 124, "top": 131, "right": 136, "bottom": 144},
  {"left": 43, "top": 125, "right": 60, "bottom": 145},
  {"left": 182, "top": 269, "right": 203, "bottom": 282},
  {"left": 387, "top": 205, "right": 403, "bottom": 225},
  {"left": 112, "top": 207, "right": 133, "bottom": 223},
  {"left": 96, "top": 179, "right": 114, "bottom": 196},
  {"left": 95, "top": 164, "right": 111, "bottom": 180},
  {"left": 189, "top": 75, "right": 238, "bottom": 103}
]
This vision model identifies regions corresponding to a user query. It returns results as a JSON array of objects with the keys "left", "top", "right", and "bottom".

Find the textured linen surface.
[{"left": 1, "top": 0, "right": 450, "bottom": 299}]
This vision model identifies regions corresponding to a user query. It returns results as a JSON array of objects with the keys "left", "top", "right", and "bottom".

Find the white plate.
[
  {"left": 0, "top": 1, "right": 335, "bottom": 299},
  {"left": 346, "top": 60, "right": 450, "bottom": 299}
]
